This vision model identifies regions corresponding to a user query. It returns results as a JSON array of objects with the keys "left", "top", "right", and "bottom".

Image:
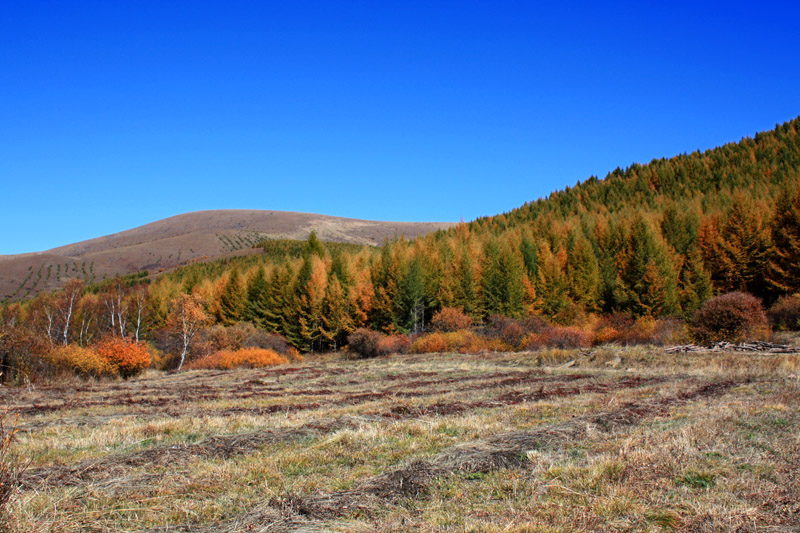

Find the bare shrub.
[
  {"left": 691, "top": 291, "right": 769, "bottom": 343},
  {"left": 767, "top": 295, "right": 800, "bottom": 331},
  {"left": 431, "top": 307, "right": 473, "bottom": 332}
]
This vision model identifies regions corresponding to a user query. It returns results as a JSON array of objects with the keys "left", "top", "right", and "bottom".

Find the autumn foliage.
[
  {"left": 411, "top": 331, "right": 510, "bottom": 354},
  {"left": 431, "top": 307, "right": 473, "bottom": 332},
  {"left": 93, "top": 337, "right": 152, "bottom": 378},
  {"left": 767, "top": 295, "right": 800, "bottom": 331},
  {"left": 186, "top": 347, "right": 289, "bottom": 370},
  {"left": 49, "top": 345, "right": 116, "bottom": 378},
  {"left": 347, "top": 328, "right": 410, "bottom": 358},
  {"left": 690, "top": 291, "right": 769, "bottom": 343}
]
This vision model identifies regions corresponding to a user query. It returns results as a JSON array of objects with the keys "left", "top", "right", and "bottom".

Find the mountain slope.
[{"left": 0, "top": 210, "right": 454, "bottom": 299}]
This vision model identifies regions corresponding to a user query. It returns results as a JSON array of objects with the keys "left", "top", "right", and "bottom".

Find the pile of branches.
[{"left": 665, "top": 341, "right": 800, "bottom": 354}]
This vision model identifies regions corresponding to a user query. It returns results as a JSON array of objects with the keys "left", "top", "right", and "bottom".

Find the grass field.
[{"left": 3, "top": 346, "right": 799, "bottom": 532}]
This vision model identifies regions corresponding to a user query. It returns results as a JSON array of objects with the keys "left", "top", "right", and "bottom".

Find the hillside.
[{"left": 0, "top": 210, "right": 454, "bottom": 300}]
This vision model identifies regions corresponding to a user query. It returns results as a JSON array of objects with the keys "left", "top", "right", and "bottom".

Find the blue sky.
[{"left": 1, "top": 1, "right": 799, "bottom": 254}]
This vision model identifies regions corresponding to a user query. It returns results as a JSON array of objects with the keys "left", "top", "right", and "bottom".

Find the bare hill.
[{"left": 0, "top": 210, "right": 454, "bottom": 299}]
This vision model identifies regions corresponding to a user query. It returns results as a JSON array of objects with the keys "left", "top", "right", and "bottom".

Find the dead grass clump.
[
  {"left": 0, "top": 408, "right": 22, "bottom": 528},
  {"left": 186, "top": 348, "right": 289, "bottom": 370},
  {"left": 691, "top": 291, "right": 769, "bottom": 343}
]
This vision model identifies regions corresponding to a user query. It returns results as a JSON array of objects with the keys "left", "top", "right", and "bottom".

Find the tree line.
[{"left": 2, "top": 117, "right": 800, "bottom": 377}]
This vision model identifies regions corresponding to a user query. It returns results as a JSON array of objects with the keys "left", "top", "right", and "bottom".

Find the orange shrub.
[
  {"left": 187, "top": 347, "right": 289, "bottom": 370},
  {"left": 376, "top": 334, "right": 411, "bottom": 355},
  {"left": 94, "top": 337, "right": 152, "bottom": 378},
  {"left": 48, "top": 345, "right": 116, "bottom": 378},
  {"left": 524, "top": 326, "right": 591, "bottom": 350},
  {"left": 431, "top": 307, "right": 473, "bottom": 332},
  {"left": 411, "top": 330, "right": 510, "bottom": 354}
]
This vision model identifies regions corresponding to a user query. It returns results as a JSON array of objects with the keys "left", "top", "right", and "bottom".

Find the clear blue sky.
[{"left": 2, "top": 1, "right": 798, "bottom": 254}]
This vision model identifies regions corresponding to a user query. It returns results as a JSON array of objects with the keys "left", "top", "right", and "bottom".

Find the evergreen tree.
[
  {"left": 218, "top": 268, "right": 245, "bottom": 326},
  {"left": 481, "top": 240, "right": 525, "bottom": 318},
  {"left": 244, "top": 267, "right": 269, "bottom": 328},
  {"left": 395, "top": 255, "right": 429, "bottom": 333},
  {"left": 766, "top": 184, "right": 800, "bottom": 294}
]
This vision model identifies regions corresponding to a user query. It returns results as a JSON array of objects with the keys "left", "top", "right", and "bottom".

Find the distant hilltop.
[{"left": 0, "top": 209, "right": 455, "bottom": 299}]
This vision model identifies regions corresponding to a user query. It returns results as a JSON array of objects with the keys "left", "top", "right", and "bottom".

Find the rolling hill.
[{"left": 0, "top": 210, "right": 454, "bottom": 299}]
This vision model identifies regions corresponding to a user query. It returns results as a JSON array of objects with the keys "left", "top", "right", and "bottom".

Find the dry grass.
[{"left": 1, "top": 345, "right": 797, "bottom": 531}]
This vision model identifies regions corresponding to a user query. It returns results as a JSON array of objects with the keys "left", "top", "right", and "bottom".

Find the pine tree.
[
  {"left": 615, "top": 216, "right": 678, "bottom": 316},
  {"left": 244, "top": 267, "right": 269, "bottom": 329},
  {"left": 766, "top": 184, "right": 800, "bottom": 294},
  {"left": 218, "top": 267, "right": 245, "bottom": 326},
  {"left": 565, "top": 229, "right": 601, "bottom": 311},
  {"left": 395, "top": 255, "right": 429, "bottom": 333},
  {"left": 481, "top": 240, "right": 525, "bottom": 318}
]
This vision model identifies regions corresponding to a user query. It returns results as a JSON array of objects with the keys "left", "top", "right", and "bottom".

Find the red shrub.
[
  {"left": 768, "top": 295, "right": 800, "bottom": 331},
  {"left": 690, "top": 292, "right": 769, "bottom": 343},
  {"left": 94, "top": 337, "right": 152, "bottom": 378},
  {"left": 431, "top": 307, "right": 473, "bottom": 332}
]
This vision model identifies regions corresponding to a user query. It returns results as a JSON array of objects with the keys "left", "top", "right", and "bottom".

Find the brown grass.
[{"left": 2, "top": 346, "right": 797, "bottom": 531}]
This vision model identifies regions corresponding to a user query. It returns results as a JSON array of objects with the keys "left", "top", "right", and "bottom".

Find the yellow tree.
[{"left": 167, "top": 293, "right": 211, "bottom": 370}]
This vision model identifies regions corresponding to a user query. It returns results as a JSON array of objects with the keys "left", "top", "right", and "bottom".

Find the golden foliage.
[{"left": 186, "top": 347, "right": 289, "bottom": 370}]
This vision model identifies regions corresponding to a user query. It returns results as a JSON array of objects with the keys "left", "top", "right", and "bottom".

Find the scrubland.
[{"left": 2, "top": 345, "right": 799, "bottom": 532}]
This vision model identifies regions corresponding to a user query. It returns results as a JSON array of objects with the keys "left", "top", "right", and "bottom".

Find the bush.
[
  {"left": 187, "top": 347, "right": 289, "bottom": 370},
  {"left": 347, "top": 328, "right": 410, "bottom": 358},
  {"left": 524, "top": 326, "right": 591, "bottom": 350},
  {"left": 347, "top": 328, "right": 383, "bottom": 358},
  {"left": 593, "top": 315, "right": 689, "bottom": 346},
  {"left": 49, "top": 345, "right": 117, "bottom": 378},
  {"left": 768, "top": 295, "right": 800, "bottom": 331},
  {"left": 411, "top": 330, "right": 510, "bottom": 354},
  {"left": 690, "top": 292, "right": 769, "bottom": 343},
  {"left": 194, "top": 323, "right": 295, "bottom": 358},
  {"left": 484, "top": 314, "right": 547, "bottom": 349},
  {"left": 376, "top": 334, "right": 411, "bottom": 355},
  {"left": 431, "top": 307, "right": 473, "bottom": 332},
  {"left": 94, "top": 337, "right": 152, "bottom": 378}
]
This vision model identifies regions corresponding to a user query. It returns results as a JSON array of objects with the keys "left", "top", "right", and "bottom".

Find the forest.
[{"left": 2, "top": 117, "right": 800, "bottom": 380}]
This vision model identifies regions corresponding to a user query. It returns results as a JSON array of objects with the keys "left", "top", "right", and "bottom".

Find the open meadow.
[{"left": 4, "top": 346, "right": 799, "bottom": 532}]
